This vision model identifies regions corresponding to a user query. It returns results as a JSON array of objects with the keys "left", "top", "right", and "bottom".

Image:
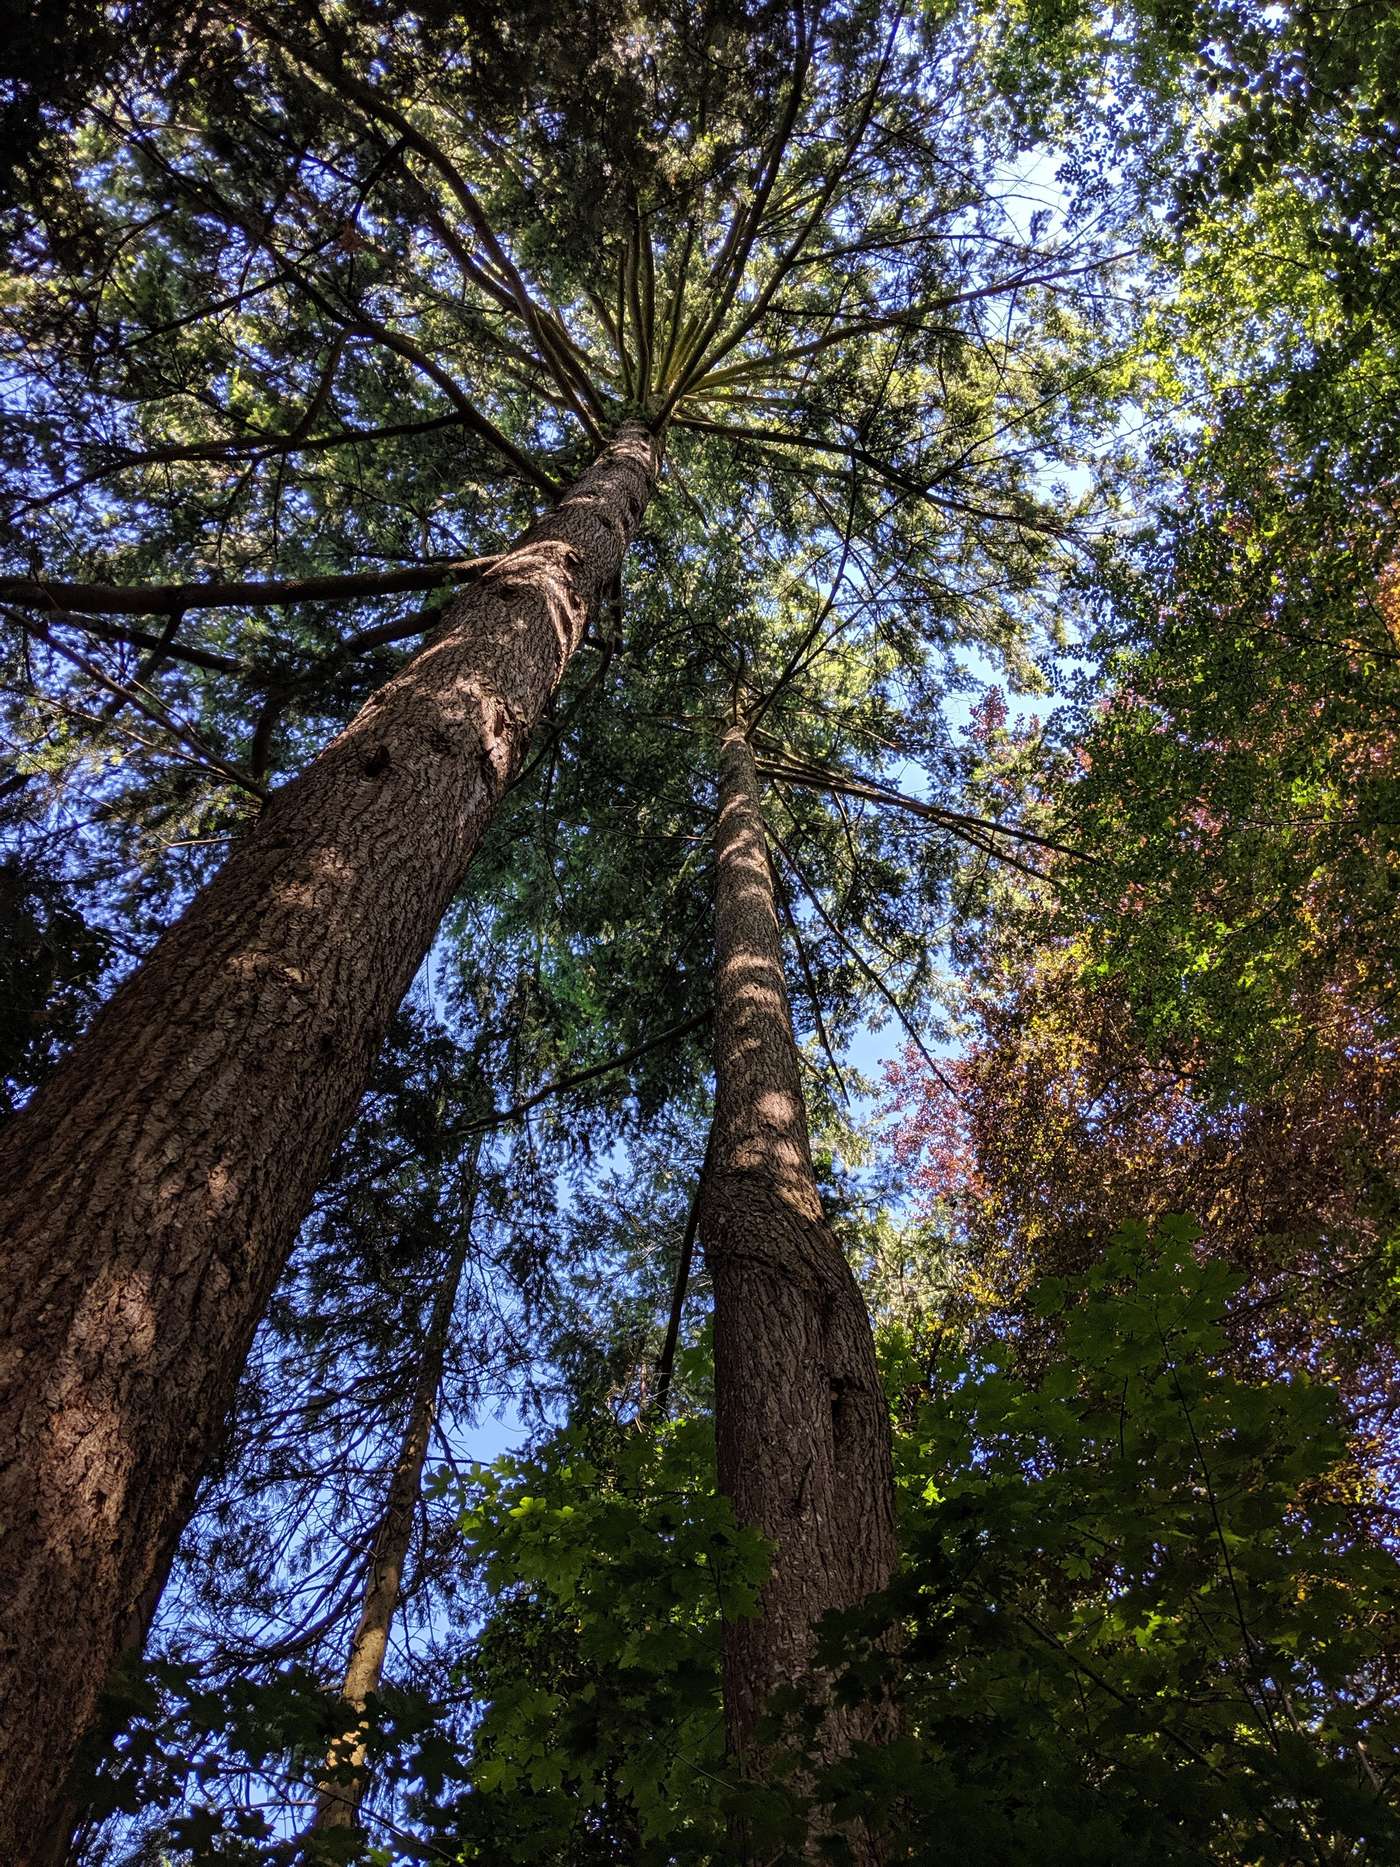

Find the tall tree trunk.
[
  {"left": 699, "top": 726, "right": 898, "bottom": 1861},
  {"left": 0, "top": 421, "right": 661, "bottom": 1864},
  {"left": 309, "top": 1157, "right": 478, "bottom": 1842}
]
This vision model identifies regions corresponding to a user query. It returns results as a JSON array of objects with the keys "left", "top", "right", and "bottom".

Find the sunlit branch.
[
  {"left": 585, "top": 284, "right": 629, "bottom": 381},
  {"left": 667, "top": 8, "right": 901, "bottom": 408},
  {"left": 625, "top": 211, "right": 653, "bottom": 400},
  {"left": 274, "top": 36, "right": 607, "bottom": 430},
  {"left": 667, "top": 10, "right": 819, "bottom": 405},
  {"left": 655, "top": 218, "right": 698, "bottom": 394}
]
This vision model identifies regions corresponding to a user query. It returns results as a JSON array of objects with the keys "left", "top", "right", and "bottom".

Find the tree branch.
[
  {"left": 375, "top": 1010, "right": 712, "bottom": 1179},
  {"left": 756, "top": 743, "right": 1093, "bottom": 862},
  {"left": 1, "top": 557, "right": 500, "bottom": 620},
  {"left": 9, "top": 611, "right": 267, "bottom": 799},
  {"left": 767, "top": 811, "right": 955, "bottom": 1096}
]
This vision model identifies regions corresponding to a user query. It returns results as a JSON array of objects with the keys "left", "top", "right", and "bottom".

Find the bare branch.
[
  {"left": 767, "top": 810, "right": 954, "bottom": 1096},
  {"left": 756, "top": 742, "right": 1093, "bottom": 861}
]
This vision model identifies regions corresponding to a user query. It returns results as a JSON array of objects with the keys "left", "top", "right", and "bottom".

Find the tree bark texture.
[
  {"left": 699, "top": 728, "right": 898, "bottom": 1858},
  {"left": 0, "top": 422, "right": 661, "bottom": 1863},
  {"left": 310, "top": 1159, "right": 478, "bottom": 1840}
]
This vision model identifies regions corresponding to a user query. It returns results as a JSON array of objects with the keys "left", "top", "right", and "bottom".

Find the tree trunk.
[
  {"left": 699, "top": 726, "right": 898, "bottom": 1861},
  {"left": 309, "top": 1158, "right": 478, "bottom": 1842},
  {"left": 0, "top": 421, "right": 662, "bottom": 1864}
]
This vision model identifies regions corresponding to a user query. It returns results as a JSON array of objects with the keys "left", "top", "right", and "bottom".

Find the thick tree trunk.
[
  {"left": 0, "top": 422, "right": 661, "bottom": 1863},
  {"left": 699, "top": 727, "right": 898, "bottom": 1861},
  {"left": 309, "top": 1163, "right": 477, "bottom": 1841}
]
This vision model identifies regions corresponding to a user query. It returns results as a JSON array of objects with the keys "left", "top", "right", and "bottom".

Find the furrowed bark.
[
  {"left": 309, "top": 1153, "right": 479, "bottom": 1842},
  {"left": 699, "top": 727, "right": 898, "bottom": 1862},
  {"left": 0, "top": 421, "right": 661, "bottom": 1863}
]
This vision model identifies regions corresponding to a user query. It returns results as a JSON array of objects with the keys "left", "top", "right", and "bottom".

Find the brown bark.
[
  {"left": 0, "top": 421, "right": 661, "bottom": 1864},
  {"left": 699, "top": 727, "right": 898, "bottom": 1861},
  {"left": 309, "top": 1162, "right": 477, "bottom": 1841}
]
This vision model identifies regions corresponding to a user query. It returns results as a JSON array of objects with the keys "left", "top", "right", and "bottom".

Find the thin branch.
[
  {"left": 679, "top": 11, "right": 817, "bottom": 380},
  {"left": 667, "top": 9, "right": 901, "bottom": 409},
  {"left": 767, "top": 812, "right": 954, "bottom": 1096},
  {"left": 676, "top": 414, "right": 1071, "bottom": 538},
  {"left": 376, "top": 1010, "right": 712, "bottom": 1177},
  {"left": 13, "top": 610, "right": 244, "bottom": 674},
  {"left": 12, "top": 413, "right": 475, "bottom": 518},
  {"left": 746, "top": 466, "right": 860, "bottom": 734},
  {"left": 10, "top": 611, "right": 267, "bottom": 799},
  {"left": 1016, "top": 1610, "right": 1291, "bottom": 1836},
  {"left": 323, "top": 299, "right": 558, "bottom": 494},
  {"left": 275, "top": 35, "right": 606, "bottom": 428},
  {"left": 756, "top": 744, "right": 1093, "bottom": 861},
  {"left": 775, "top": 854, "right": 852, "bottom": 1105},
  {"left": 474, "top": 1009, "right": 711, "bottom": 1134}
]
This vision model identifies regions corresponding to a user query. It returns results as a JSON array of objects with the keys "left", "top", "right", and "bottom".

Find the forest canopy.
[{"left": 0, "top": 0, "right": 1397, "bottom": 1862}]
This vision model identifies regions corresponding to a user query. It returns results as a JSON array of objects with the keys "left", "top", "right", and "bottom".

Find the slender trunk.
[
  {"left": 652, "top": 1130, "right": 711, "bottom": 1417},
  {"left": 310, "top": 1163, "right": 478, "bottom": 1839},
  {"left": 0, "top": 422, "right": 661, "bottom": 1863},
  {"left": 699, "top": 726, "right": 897, "bottom": 1860}
]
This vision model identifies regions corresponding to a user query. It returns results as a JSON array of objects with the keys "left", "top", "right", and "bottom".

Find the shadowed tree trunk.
[
  {"left": 309, "top": 1152, "right": 479, "bottom": 1844},
  {"left": 699, "top": 725, "right": 898, "bottom": 1862},
  {"left": 0, "top": 421, "right": 662, "bottom": 1864}
]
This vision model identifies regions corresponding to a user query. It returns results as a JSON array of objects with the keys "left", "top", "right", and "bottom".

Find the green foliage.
[
  {"left": 446, "top": 1398, "right": 768, "bottom": 1862},
  {"left": 63, "top": 1196, "right": 1400, "bottom": 1862},
  {"left": 1060, "top": 388, "right": 1400, "bottom": 1102},
  {"left": 376, "top": 1230, "right": 1400, "bottom": 1864},
  {"left": 3, "top": 3, "right": 1395, "bottom": 1861},
  {"left": 0, "top": 854, "right": 108, "bottom": 1117},
  {"left": 71, "top": 1645, "right": 445, "bottom": 1864},
  {"left": 873, "top": 1219, "right": 1400, "bottom": 1862}
]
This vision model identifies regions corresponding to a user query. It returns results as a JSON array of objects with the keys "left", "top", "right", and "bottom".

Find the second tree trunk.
[{"left": 700, "top": 727, "right": 898, "bottom": 1853}]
